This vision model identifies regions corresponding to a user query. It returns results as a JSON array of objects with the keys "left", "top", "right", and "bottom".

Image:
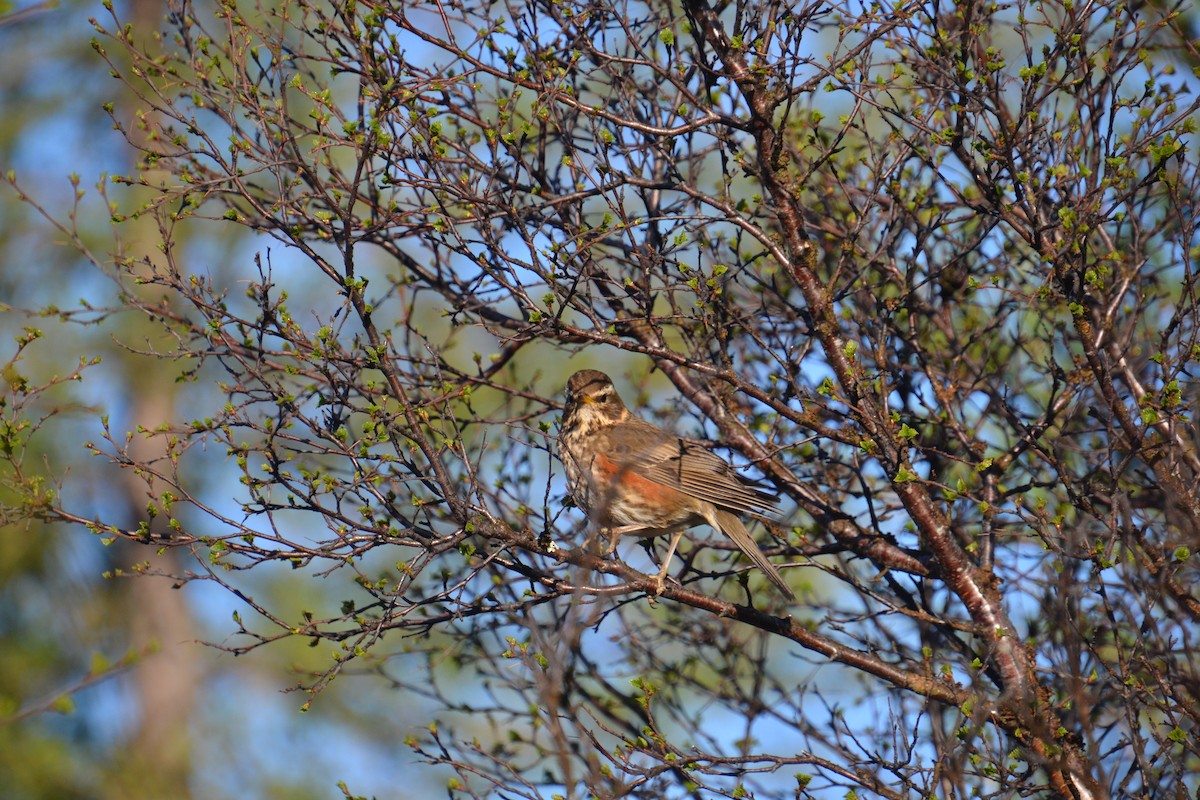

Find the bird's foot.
[
  {"left": 601, "top": 528, "right": 623, "bottom": 557},
  {"left": 649, "top": 563, "right": 682, "bottom": 597}
]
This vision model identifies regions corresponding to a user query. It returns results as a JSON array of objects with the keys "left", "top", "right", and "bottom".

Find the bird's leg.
[
  {"left": 597, "top": 525, "right": 687, "bottom": 597},
  {"left": 601, "top": 523, "right": 647, "bottom": 556},
  {"left": 652, "top": 529, "right": 687, "bottom": 595},
  {"left": 603, "top": 527, "right": 622, "bottom": 557}
]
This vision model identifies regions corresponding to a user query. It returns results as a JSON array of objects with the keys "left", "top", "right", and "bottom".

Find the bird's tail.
[{"left": 711, "top": 508, "right": 795, "bottom": 601}]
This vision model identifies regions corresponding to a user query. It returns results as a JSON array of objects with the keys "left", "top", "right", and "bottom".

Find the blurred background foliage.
[{"left": 0, "top": 1, "right": 457, "bottom": 797}]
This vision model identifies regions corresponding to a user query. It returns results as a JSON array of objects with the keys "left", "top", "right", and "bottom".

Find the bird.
[{"left": 557, "top": 369, "right": 794, "bottom": 600}]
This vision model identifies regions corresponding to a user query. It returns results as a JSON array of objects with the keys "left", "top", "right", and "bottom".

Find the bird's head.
[{"left": 563, "top": 369, "right": 628, "bottom": 425}]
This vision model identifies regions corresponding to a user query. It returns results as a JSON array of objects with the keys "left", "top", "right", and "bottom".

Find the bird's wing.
[{"left": 606, "top": 421, "right": 779, "bottom": 515}]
